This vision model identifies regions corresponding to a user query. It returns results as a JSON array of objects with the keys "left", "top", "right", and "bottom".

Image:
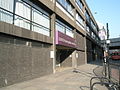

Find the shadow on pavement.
[{"left": 79, "top": 86, "right": 90, "bottom": 90}]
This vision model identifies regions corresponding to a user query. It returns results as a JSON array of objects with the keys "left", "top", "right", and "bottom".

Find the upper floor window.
[
  {"left": 15, "top": 0, "right": 50, "bottom": 36},
  {"left": 76, "top": 0, "right": 84, "bottom": 11},
  {"left": 91, "top": 20, "right": 97, "bottom": 32},
  {"left": 0, "top": 0, "right": 50, "bottom": 36},
  {"left": 86, "top": 25, "right": 90, "bottom": 32},
  {"left": 15, "top": 0, "right": 31, "bottom": 30},
  {"left": 85, "top": 10, "right": 90, "bottom": 22},
  {"left": 32, "top": 7, "right": 50, "bottom": 36},
  {"left": 56, "top": 20, "right": 74, "bottom": 38},
  {"left": 91, "top": 32, "right": 95, "bottom": 39},
  {"left": 57, "top": 0, "right": 74, "bottom": 16},
  {"left": 0, "top": 0, "right": 14, "bottom": 12},
  {"left": 76, "top": 13, "right": 84, "bottom": 27},
  {"left": 0, "top": 0, "right": 14, "bottom": 23}
]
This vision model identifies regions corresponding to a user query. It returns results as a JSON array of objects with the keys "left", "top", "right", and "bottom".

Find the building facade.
[{"left": 0, "top": 0, "right": 102, "bottom": 87}]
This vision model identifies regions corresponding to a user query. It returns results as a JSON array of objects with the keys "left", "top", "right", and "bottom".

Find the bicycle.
[{"left": 90, "top": 61, "right": 120, "bottom": 90}]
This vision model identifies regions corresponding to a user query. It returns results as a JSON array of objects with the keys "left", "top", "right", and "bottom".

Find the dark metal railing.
[{"left": 90, "top": 61, "right": 120, "bottom": 90}]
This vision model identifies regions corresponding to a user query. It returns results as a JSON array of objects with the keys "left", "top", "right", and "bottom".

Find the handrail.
[{"left": 90, "top": 61, "right": 120, "bottom": 90}]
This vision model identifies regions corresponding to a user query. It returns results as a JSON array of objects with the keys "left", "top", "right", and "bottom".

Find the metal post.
[
  {"left": 106, "top": 23, "right": 110, "bottom": 79},
  {"left": 12, "top": 0, "right": 16, "bottom": 24}
]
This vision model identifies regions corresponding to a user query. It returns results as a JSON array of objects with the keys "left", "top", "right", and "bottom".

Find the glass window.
[
  {"left": 85, "top": 10, "right": 90, "bottom": 21},
  {"left": 56, "top": 22, "right": 65, "bottom": 33},
  {"left": 56, "top": 20, "right": 74, "bottom": 38},
  {"left": 32, "top": 23, "right": 50, "bottom": 36},
  {"left": 76, "top": 13, "right": 84, "bottom": 27},
  {"left": 15, "top": 0, "right": 30, "bottom": 20},
  {"left": 76, "top": 0, "right": 84, "bottom": 10},
  {"left": 32, "top": 8, "right": 50, "bottom": 36},
  {"left": 57, "top": 0, "right": 74, "bottom": 16},
  {"left": 14, "top": 0, "right": 30, "bottom": 30},
  {"left": 0, "top": 0, "right": 14, "bottom": 24},
  {"left": 0, "top": 9, "right": 13, "bottom": 24},
  {"left": 0, "top": 0, "right": 14, "bottom": 12},
  {"left": 66, "top": 2, "right": 74, "bottom": 16},
  {"left": 66, "top": 27, "right": 74, "bottom": 38},
  {"left": 32, "top": 8, "right": 50, "bottom": 29},
  {"left": 86, "top": 25, "right": 90, "bottom": 32},
  {"left": 57, "top": 0, "right": 66, "bottom": 7}
]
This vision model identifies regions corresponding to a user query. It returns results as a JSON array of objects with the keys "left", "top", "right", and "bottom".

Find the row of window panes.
[
  {"left": 76, "top": 0, "right": 84, "bottom": 11},
  {"left": 0, "top": 0, "right": 50, "bottom": 36},
  {"left": 56, "top": 20, "right": 74, "bottom": 38},
  {"left": 57, "top": 0, "right": 74, "bottom": 16},
  {"left": 85, "top": 11, "right": 90, "bottom": 22},
  {"left": 0, "top": 0, "right": 98, "bottom": 39},
  {"left": 91, "top": 20, "right": 96, "bottom": 31},
  {"left": 86, "top": 25, "right": 90, "bottom": 32},
  {"left": 111, "top": 53, "right": 120, "bottom": 56},
  {"left": 92, "top": 32, "right": 97, "bottom": 40},
  {"left": 76, "top": 13, "right": 84, "bottom": 27}
]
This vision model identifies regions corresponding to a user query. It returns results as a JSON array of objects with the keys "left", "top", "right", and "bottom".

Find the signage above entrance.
[{"left": 56, "top": 31, "right": 76, "bottom": 48}]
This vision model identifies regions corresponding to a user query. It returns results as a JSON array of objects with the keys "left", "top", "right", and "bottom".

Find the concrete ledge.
[{"left": 0, "top": 21, "right": 52, "bottom": 44}]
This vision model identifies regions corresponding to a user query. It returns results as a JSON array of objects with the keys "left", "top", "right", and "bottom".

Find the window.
[
  {"left": 66, "top": 1, "right": 74, "bottom": 16},
  {"left": 0, "top": 0, "right": 14, "bottom": 23},
  {"left": 56, "top": 22, "right": 65, "bottom": 33},
  {"left": 0, "top": 0, "right": 14, "bottom": 12},
  {"left": 86, "top": 25, "right": 90, "bottom": 32},
  {"left": 0, "top": 0, "right": 50, "bottom": 36},
  {"left": 32, "top": 8, "right": 50, "bottom": 36},
  {"left": 91, "top": 20, "right": 97, "bottom": 32},
  {"left": 66, "top": 26, "right": 74, "bottom": 37},
  {"left": 32, "top": 8, "right": 50, "bottom": 29},
  {"left": 57, "top": 0, "right": 74, "bottom": 16},
  {"left": 58, "top": 0, "right": 66, "bottom": 6},
  {"left": 85, "top": 10, "right": 90, "bottom": 22},
  {"left": 56, "top": 20, "right": 74, "bottom": 38},
  {"left": 14, "top": 0, "right": 30, "bottom": 30},
  {"left": 15, "top": 0, "right": 50, "bottom": 36},
  {"left": 76, "top": 0, "right": 84, "bottom": 11},
  {"left": 76, "top": 13, "right": 84, "bottom": 27},
  {"left": 91, "top": 32, "right": 96, "bottom": 39}
]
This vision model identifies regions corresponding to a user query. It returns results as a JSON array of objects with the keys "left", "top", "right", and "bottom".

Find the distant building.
[
  {"left": 0, "top": 0, "right": 102, "bottom": 87},
  {"left": 109, "top": 37, "right": 120, "bottom": 51}
]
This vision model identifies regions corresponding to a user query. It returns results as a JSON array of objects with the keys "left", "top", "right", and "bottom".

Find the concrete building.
[
  {"left": 109, "top": 37, "right": 120, "bottom": 54},
  {"left": 0, "top": 0, "right": 102, "bottom": 87}
]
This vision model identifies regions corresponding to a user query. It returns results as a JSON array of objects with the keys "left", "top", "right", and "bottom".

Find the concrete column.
[
  {"left": 72, "top": 50, "right": 77, "bottom": 69},
  {"left": 84, "top": 36, "right": 87, "bottom": 64},
  {"left": 72, "top": 27, "right": 77, "bottom": 68},
  {"left": 50, "top": 13, "right": 56, "bottom": 73}
]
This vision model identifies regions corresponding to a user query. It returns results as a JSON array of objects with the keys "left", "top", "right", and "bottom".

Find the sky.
[{"left": 85, "top": 0, "right": 120, "bottom": 39}]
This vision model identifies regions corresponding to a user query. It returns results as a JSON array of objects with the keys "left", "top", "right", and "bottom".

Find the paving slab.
[{"left": 0, "top": 63, "right": 107, "bottom": 90}]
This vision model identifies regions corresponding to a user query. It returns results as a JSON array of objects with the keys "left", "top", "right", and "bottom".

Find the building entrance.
[{"left": 56, "top": 47, "right": 74, "bottom": 68}]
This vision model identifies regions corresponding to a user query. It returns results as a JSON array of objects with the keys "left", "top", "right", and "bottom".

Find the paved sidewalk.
[{"left": 0, "top": 63, "right": 107, "bottom": 90}]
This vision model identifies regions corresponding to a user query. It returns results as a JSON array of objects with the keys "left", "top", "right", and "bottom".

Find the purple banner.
[{"left": 56, "top": 31, "right": 76, "bottom": 48}]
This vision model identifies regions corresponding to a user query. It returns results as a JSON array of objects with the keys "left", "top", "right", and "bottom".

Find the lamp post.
[
  {"left": 103, "top": 23, "right": 110, "bottom": 77},
  {"left": 105, "top": 23, "right": 111, "bottom": 78}
]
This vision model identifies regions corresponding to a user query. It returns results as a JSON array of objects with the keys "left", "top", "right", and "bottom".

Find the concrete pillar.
[
  {"left": 72, "top": 50, "right": 77, "bottom": 69},
  {"left": 50, "top": 13, "right": 56, "bottom": 73},
  {"left": 84, "top": 36, "right": 87, "bottom": 64},
  {"left": 72, "top": 27, "right": 77, "bottom": 68}
]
